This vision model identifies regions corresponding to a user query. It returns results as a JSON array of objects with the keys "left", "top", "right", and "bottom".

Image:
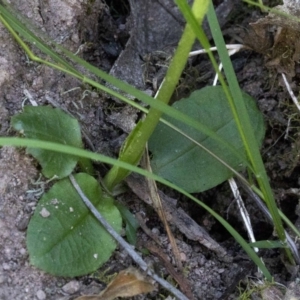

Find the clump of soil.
[{"left": 1, "top": 0, "right": 300, "bottom": 299}]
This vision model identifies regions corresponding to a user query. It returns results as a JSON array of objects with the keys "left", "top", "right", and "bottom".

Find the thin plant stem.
[
  {"left": 209, "top": 49, "right": 259, "bottom": 261},
  {"left": 205, "top": 1, "right": 292, "bottom": 263},
  {"left": 68, "top": 174, "right": 190, "bottom": 300},
  {"left": 228, "top": 178, "right": 258, "bottom": 253},
  {"left": 240, "top": 181, "right": 300, "bottom": 264},
  {"left": 103, "top": 0, "right": 210, "bottom": 190},
  {"left": 0, "top": 137, "right": 273, "bottom": 280},
  {"left": 0, "top": 3, "right": 255, "bottom": 177}
]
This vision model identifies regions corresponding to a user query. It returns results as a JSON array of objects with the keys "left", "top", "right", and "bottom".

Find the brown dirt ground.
[{"left": 1, "top": 0, "right": 300, "bottom": 299}]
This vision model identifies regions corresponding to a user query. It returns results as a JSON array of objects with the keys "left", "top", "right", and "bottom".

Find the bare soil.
[{"left": 1, "top": 0, "right": 300, "bottom": 299}]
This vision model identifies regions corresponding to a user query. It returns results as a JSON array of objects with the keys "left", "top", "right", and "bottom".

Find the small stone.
[
  {"left": 19, "top": 248, "right": 27, "bottom": 255},
  {"left": 39, "top": 207, "right": 50, "bottom": 218},
  {"left": 261, "top": 285, "right": 284, "bottom": 300},
  {"left": 0, "top": 274, "right": 6, "bottom": 284},
  {"left": 180, "top": 252, "right": 187, "bottom": 262},
  {"left": 2, "top": 263, "right": 10, "bottom": 270},
  {"left": 62, "top": 280, "right": 80, "bottom": 294},
  {"left": 16, "top": 216, "right": 30, "bottom": 231},
  {"left": 151, "top": 227, "right": 160, "bottom": 235},
  {"left": 36, "top": 289, "right": 46, "bottom": 300}
]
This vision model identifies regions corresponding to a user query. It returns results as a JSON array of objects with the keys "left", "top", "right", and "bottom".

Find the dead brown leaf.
[
  {"left": 75, "top": 267, "right": 155, "bottom": 300},
  {"left": 244, "top": 2, "right": 300, "bottom": 78}
]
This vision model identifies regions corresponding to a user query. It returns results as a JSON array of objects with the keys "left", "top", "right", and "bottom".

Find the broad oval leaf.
[
  {"left": 149, "top": 86, "right": 265, "bottom": 193},
  {"left": 11, "top": 106, "right": 82, "bottom": 178},
  {"left": 27, "top": 173, "right": 122, "bottom": 277}
]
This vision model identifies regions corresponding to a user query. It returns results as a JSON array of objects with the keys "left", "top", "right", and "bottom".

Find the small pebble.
[
  {"left": 180, "top": 252, "right": 187, "bottom": 262},
  {"left": 0, "top": 274, "right": 6, "bottom": 284},
  {"left": 19, "top": 248, "right": 27, "bottom": 255},
  {"left": 62, "top": 280, "right": 80, "bottom": 294},
  {"left": 39, "top": 208, "right": 50, "bottom": 218},
  {"left": 151, "top": 227, "right": 160, "bottom": 235},
  {"left": 2, "top": 263, "right": 10, "bottom": 270},
  {"left": 36, "top": 289, "right": 46, "bottom": 300},
  {"left": 16, "top": 216, "right": 30, "bottom": 231}
]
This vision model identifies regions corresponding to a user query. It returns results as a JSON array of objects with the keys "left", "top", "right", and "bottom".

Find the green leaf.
[
  {"left": 149, "top": 86, "right": 265, "bottom": 193},
  {"left": 115, "top": 202, "right": 139, "bottom": 246},
  {"left": 104, "top": 121, "right": 144, "bottom": 190},
  {"left": 11, "top": 106, "right": 82, "bottom": 178},
  {"left": 249, "top": 240, "right": 287, "bottom": 249},
  {"left": 26, "top": 173, "right": 122, "bottom": 277}
]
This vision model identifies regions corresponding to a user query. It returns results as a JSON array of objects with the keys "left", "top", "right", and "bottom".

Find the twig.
[
  {"left": 228, "top": 178, "right": 258, "bottom": 253},
  {"left": 189, "top": 44, "right": 244, "bottom": 57},
  {"left": 282, "top": 73, "right": 300, "bottom": 113},
  {"left": 142, "top": 146, "right": 183, "bottom": 270},
  {"left": 212, "top": 47, "right": 244, "bottom": 86},
  {"left": 136, "top": 212, "right": 163, "bottom": 246},
  {"left": 213, "top": 62, "right": 223, "bottom": 86},
  {"left": 142, "top": 240, "right": 195, "bottom": 300},
  {"left": 156, "top": 44, "right": 245, "bottom": 98},
  {"left": 240, "top": 181, "right": 300, "bottom": 265},
  {"left": 228, "top": 179, "right": 264, "bottom": 279},
  {"left": 69, "top": 174, "right": 190, "bottom": 300},
  {"left": 22, "top": 89, "right": 38, "bottom": 107},
  {"left": 209, "top": 45, "right": 259, "bottom": 257},
  {"left": 284, "top": 115, "right": 295, "bottom": 140}
]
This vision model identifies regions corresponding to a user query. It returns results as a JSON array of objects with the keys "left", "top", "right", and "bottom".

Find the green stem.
[
  {"left": 206, "top": 1, "right": 292, "bottom": 264},
  {"left": 0, "top": 3, "right": 254, "bottom": 177},
  {"left": 0, "top": 136, "right": 273, "bottom": 281},
  {"left": 103, "top": 0, "right": 210, "bottom": 190}
]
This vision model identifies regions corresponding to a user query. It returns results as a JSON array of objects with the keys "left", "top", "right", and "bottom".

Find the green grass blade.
[
  {"left": 0, "top": 2, "right": 256, "bottom": 174},
  {"left": 174, "top": 0, "right": 290, "bottom": 263},
  {"left": 104, "top": 0, "right": 210, "bottom": 189},
  {"left": 206, "top": 1, "right": 287, "bottom": 254},
  {"left": 0, "top": 136, "right": 272, "bottom": 280},
  {"left": 0, "top": 5, "right": 79, "bottom": 75}
]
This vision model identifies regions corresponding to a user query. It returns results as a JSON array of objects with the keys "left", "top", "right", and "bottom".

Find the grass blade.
[{"left": 0, "top": 136, "right": 272, "bottom": 280}]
